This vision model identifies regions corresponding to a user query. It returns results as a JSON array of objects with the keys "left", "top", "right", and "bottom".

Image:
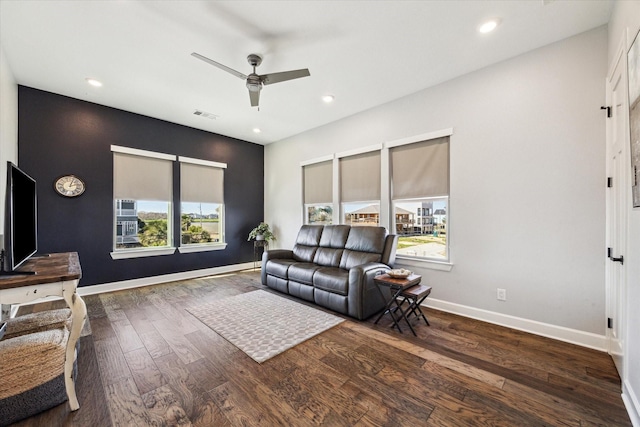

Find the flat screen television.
[{"left": 2, "top": 161, "right": 38, "bottom": 274}]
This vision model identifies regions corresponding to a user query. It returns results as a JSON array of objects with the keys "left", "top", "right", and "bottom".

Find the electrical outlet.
[{"left": 497, "top": 288, "right": 507, "bottom": 301}]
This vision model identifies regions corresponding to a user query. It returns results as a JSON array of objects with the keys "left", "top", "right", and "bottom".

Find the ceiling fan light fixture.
[
  {"left": 478, "top": 18, "right": 501, "bottom": 34},
  {"left": 322, "top": 94, "right": 335, "bottom": 103}
]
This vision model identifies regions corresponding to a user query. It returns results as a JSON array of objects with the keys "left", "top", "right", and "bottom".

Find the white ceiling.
[{"left": 0, "top": 0, "right": 613, "bottom": 145}]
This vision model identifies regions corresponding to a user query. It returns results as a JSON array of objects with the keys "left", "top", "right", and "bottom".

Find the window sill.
[
  {"left": 110, "top": 247, "right": 176, "bottom": 259},
  {"left": 395, "top": 256, "right": 453, "bottom": 272},
  {"left": 178, "top": 243, "right": 228, "bottom": 254}
]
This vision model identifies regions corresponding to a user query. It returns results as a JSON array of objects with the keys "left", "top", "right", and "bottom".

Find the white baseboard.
[
  {"left": 623, "top": 379, "right": 640, "bottom": 427},
  {"left": 11, "top": 265, "right": 607, "bottom": 352},
  {"left": 422, "top": 298, "right": 607, "bottom": 351},
  {"left": 78, "top": 262, "right": 256, "bottom": 296}
]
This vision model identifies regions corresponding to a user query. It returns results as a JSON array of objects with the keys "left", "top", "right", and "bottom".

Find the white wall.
[
  {"left": 609, "top": 2, "right": 640, "bottom": 424},
  {"left": 266, "top": 27, "right": 608, "bottom": 337},
  {"left": 0, "top": 44, "right": 18, "bottom": 235}
]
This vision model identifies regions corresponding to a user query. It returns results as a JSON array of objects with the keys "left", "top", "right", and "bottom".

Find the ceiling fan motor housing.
[{"left": 246, "top": 74, "right": 262, "bottom": 92}]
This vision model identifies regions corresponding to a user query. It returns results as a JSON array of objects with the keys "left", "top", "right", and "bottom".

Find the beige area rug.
[{"left": 187, "top": 290, "right": 344, "bottom": 363}]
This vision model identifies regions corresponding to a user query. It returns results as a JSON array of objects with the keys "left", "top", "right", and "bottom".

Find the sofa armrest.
[
  {"left": 262, "top": 249, "right": 294, "bottom": 262},
  {"left": 261, "top": 249, "right": 294, "bottom": 284},
  {"left": 347, "top": 262, "right": 391, "bottom": 319}
]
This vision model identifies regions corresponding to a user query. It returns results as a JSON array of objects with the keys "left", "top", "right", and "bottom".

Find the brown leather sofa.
[{"left": 261, "top": 225, "right": 398, "bottom": 320}]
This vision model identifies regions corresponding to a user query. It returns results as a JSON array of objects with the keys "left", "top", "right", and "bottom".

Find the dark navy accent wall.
[{"left": 18, "top": 86, "right": 264, "bottom": 286}]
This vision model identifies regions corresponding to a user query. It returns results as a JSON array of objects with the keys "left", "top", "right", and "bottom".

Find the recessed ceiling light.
[
  {"left": 253, "top": 128, "right": 261, "bottom": 134},
  {"left": 322, "top": 94, "right": 335, "bottom": 103},
  {"left": 478, "top": 18, "right": 500, "bottom": 34},
  {"left": 85, "top": 78, "right": 103, "bottom": 87}
]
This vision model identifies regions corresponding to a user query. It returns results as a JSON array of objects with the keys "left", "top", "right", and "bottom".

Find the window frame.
[
  {"left": 178, "top": 156, "right": 228, "bottom": 253},
  {"left": 388, "top": 131, "right": 451, "bottom": 264},
  {"left": 111, "top": 145, "right": 176, "bottom": 259},
  {"left": 301, "top": 155, "right": 335, "bottom": 225}
]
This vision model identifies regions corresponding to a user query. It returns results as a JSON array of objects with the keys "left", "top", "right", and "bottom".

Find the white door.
[{"left": 606, "top": 45, "right": 628, "bottom": 377}]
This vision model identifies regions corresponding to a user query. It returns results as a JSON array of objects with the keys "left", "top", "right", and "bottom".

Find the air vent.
[{"left": 193, "top": 110, "right": 219, "bottom": 120}]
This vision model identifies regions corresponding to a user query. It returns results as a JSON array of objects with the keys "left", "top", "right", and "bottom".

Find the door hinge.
[
  {"left": 601, "top": 106, "right": 612, "bottom": 118},
  {"left": 607, "top": 318, "right": 613, "bottom": 329},
  {"left": 611, "top": 255, "right": 624, "bottom": 265},
  {"left": 607, "top": 177, "right": 613, "bottom": 188}
]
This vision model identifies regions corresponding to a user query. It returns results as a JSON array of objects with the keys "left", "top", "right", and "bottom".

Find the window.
[
  {"left": 339, "top": 150, "right": 381, "bottom": 227},
  {"left": 179, "top": 157, "right": 226, "bottom": 252},
  {"left": 303, "top": 160, "right": 333, "bottom": 224},
  {"left": 299, "top": 129, "right": 452, "bottom": 267},
  {"left": 112, "top": 146, "right": 175, "bottom": 257},
  {"left": 390, "top": 136, "right": 449, "bottom": 260}
]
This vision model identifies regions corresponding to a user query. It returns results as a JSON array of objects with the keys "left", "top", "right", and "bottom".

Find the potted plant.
[{"left": 248, "top": 222, "right": 276, "bottom": 242}]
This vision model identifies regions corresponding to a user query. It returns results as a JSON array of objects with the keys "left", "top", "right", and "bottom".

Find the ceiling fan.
[{"left": 191, "top": 52, "right": 310, "bottom": 108}]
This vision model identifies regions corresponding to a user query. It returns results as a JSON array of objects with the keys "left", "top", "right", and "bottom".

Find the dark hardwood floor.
[{"left": 10, "top": 271, "right": 632, "bottom": 426}]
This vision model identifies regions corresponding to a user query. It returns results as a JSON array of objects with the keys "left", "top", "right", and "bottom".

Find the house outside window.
[
  {"left": 115, "top": 200, "right": 139, "bottom": 246},
  {"left": 343, "top": 203, "right": 381, "bottom": 226}
]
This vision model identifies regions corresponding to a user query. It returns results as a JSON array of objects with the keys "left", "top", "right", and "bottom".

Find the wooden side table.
[
  {"left": 398, "top": 284, "right": 432, "bottom": 327},
  {"left": 373, "top": 273, "right": 422, "bottom": 335}
]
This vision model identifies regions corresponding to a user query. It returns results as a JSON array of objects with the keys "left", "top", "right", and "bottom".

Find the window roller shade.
[
  {"left": 304, "top": 160, "right": 332, "bottom": 204},
  {"left": 113, "top": 152, "right": 173, "bottom": 201},
  {"left": 180, "top": 162, "right": 224, "bottom": 204},
  {"left": 340, "top": 150, "right": 381, "bottom": 203},
  {"left": 391, "top": 136, "right": 449, "bottom": 200}
]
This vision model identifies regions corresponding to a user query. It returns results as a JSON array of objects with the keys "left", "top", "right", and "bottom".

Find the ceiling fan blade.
[
  {"left": 261, "top": 69, "right": 310, "bottom": 85},
  {"left": 191, "top": 52, "right": 247, "bottom": 80},
  {"left": 249, "top": 89, "right": 260, "bottom": 107}
]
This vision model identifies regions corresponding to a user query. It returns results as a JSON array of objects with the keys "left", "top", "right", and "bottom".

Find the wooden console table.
[{"left": 0, "top": 252, "right": 86, "bottom": 411}]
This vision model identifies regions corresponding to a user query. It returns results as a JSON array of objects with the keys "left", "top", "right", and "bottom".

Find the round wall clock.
[{"left": 54, "top": 175, "right": 86, "bottom": 197}]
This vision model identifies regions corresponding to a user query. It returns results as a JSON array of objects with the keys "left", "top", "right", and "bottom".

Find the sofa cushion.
[
  {"left": 339, "top": 250, "right": 382, "bottom": 270},
  {"left": 296, "top": 225, "right": 324, "bottom": 246},
  {"left": 313, "top": 247, "right": 344, "bottom": 267},
  {"left": 292, "top": 245, "right": 318, "bottom": 263},
  {"left": 265, "top": 259, "right": 297, "bottom": 279},
  {"left": 266, "top": 275, "right": 288, "bottom": 294},
  {"left": 292, "top": 225, "right": 324, "bottom": 262},
  {"left": 288, "top": 263, "right": 320, "bottom": 285},
  {"left": 313, "top": 267, "right": 349, "bottom": 296},
  {"left": 314, "top": 288, "right": 348, "bottom": 314},
  {"left": 319, "top": 225, "right": 350, "bottom": 248},
  {"left": 344, "top": 226, "right": 386, "bottom": 253},
  {"left": 288, "top": 281, "right": 315, "bottom": 302}
]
